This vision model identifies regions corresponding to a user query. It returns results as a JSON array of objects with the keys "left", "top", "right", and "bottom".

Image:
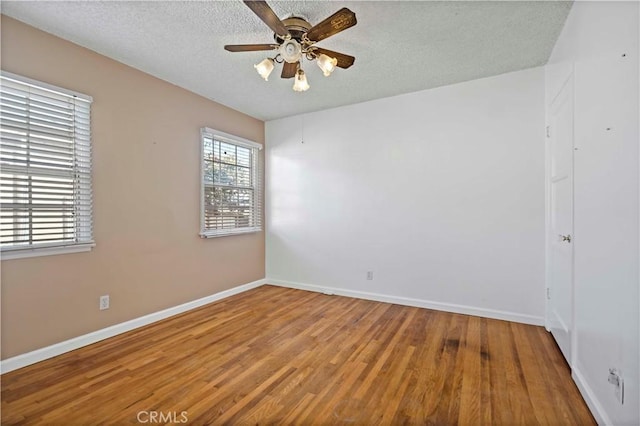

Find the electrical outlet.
[
  {"left": 366, "top": 271, "right": 374, "bottom": 280},
  {"left": 99, "top": 295, "right": 110, "bottom": 310}
]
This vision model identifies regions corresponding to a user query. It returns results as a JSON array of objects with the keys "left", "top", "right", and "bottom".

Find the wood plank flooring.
[{"left": 1, "top": 285, "right": 595, "bottom": 425}]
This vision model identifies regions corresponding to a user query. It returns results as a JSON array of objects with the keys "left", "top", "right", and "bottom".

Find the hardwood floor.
[{"left": 1, "top": 285, "right": 595, "bottom": 425}]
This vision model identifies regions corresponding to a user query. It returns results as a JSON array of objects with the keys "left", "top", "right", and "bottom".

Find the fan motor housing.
[{"left": 274, "top": 16, "right": 312, "bottom": 43}]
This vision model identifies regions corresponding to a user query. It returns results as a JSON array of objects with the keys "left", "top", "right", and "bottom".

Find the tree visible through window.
[{"left": 200, "top": 128, "right": 262, "bottom": 237}]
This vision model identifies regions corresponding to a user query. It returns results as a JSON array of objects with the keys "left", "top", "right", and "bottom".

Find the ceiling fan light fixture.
[
  {"left": 316, "top": 53, "right": 338, "bottom": 77},
  {"left": 293, "top": 69, "right": 310, "bottom": 92},
  {"left": 254, "top": 58, "right": 275, "bottom": 81},
  {"left": 279, "top": 39, "right": 302, "bottom": 63},
  {"left": 227, "top": 1, "right": 357, "bottom": 93}
]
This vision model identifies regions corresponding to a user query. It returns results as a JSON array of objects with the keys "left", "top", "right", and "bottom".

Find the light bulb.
[
  {"left": 316, "top": 53, "right": 338, "bottom": 77},
  {"left": 254, "top": 58, "right": 275, "bottom": 81},
  {"left": 293, "top": 69, "right": 310, "bottom": 92}
]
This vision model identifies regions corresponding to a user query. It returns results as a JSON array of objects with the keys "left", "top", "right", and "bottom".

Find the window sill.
[
  {"left": 200, "top": 227, "right": 262, "bottom": 238},
  {"left": 1, "top": 243, "right": 95, "bottom": 260}
]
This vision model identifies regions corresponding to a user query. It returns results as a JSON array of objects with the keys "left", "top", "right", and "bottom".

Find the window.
[
  {"left": 200, "top": 128, "right": 263, "bottom": 237},
  {"left": 0, "top": 71, "right": 93, "bottom": 259}
]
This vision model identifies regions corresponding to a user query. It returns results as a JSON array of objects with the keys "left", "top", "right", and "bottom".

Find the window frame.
[
  {"left": 199, "top": 127, "right": 263, "bottom": 238},
  {"left": 0, "top": 71, "right": 94, "bottom": 260}
]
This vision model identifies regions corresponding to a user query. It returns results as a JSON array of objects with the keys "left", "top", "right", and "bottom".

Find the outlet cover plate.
[{"left": 99, "top": 295, "right": 110, "bottom": 310}]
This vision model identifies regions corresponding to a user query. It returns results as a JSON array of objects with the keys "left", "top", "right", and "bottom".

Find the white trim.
[
  {"left": 544, "top": 95, "right": 552, "bottom": 333},
  {"left": 268, "top": 279, "right": 545, "bottom": 326},
  {"left": 200, "top": 227, "right": 262, "bottom": 238},
  {"left": 201, "top": 127, "right": 263, "bottom": 150},
  {"left": 0, "top": 278, "right": 267, "bottom": 374},
  {"left": 0, "top": 243, "right": 95, "bottom": 260},
  {"left": 572, "top": 367, "right": 612, "bottom": 426},
  {"left": 1, "top": 70, "right": 93, "bottom": 102}
]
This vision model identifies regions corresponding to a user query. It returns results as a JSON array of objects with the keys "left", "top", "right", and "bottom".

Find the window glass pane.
[
  {"left": 204, "top": 161, "right": 213, "bottom": 184},
  {"left": 203, "top": 137, "right": 214, "bottom": 161},
  {"left": 237, "top": 146, "right": 251, "bottom": 167},
  {"left": 237, "top": 167, "right": 250, "bottom": 187},
  {"left": 220, "top": 188, "right": 236, "bottom": 229},
  {"left": 219, "top": 142, "right": 236, "bottom": 165},
  {"left": 237, "top": 189, "right": 252, "bottom": 228},
  {"left": 218, "top": 164, "right": 236, "bottom": 186},
  {"left": 213, "top": 140, "right": 221, "bottom": 162},
  {"left": 238, "top": 192, "right": 252, "bottom": 211}
]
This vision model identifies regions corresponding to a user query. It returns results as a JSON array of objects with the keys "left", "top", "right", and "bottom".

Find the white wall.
[
  {"left": 266, "top": 67, "right": 546, "bottom": 324},
  {"left": 546, "top": 2, "right": 639, "bottom": 425}
]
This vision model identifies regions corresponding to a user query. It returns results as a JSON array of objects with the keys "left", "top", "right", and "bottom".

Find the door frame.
[{"left": 545, "top": 65, "right": 577, "bottom": 368}]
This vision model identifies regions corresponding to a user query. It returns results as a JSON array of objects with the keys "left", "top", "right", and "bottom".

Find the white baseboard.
[
  {"left": 1, "top": 278, "right": 267, "bottom": 374},
  {"left": 1, "top": 277, "right": 544, "bottom": 374},
  {"left": 572, "top": 367, "right": 612, "bottom": 426},
  {"left": 268, "top": 279, "right": 544, "bottom": 326}
]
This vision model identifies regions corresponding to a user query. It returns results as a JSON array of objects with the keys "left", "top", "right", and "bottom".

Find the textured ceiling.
[{"left": 1, "top": 1, "right": 572, "bottom": 121}]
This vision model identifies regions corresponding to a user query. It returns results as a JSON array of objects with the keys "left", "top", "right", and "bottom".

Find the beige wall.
[{"left": 0, "top": 16, "right": 265, "bottom": 359}]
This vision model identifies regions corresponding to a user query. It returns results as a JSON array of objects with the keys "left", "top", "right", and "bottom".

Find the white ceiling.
[{"left": 2, "top": 1, "right": 572, "bottom": 121}]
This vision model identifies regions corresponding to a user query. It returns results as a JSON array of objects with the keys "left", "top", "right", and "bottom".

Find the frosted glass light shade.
[
  {"left": 293, "top": 69, "right": 310, "bottom": 92},
  {"left": 254, "top": 58, "right": 275, "bottom": 81},
  {"left": 316, "top": 53, "right": 338, "bottom": 77}
]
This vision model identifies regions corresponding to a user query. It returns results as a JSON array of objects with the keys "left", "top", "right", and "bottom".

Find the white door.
[{"left": 547, "top": 73, "right": 574, "bottom": 364}]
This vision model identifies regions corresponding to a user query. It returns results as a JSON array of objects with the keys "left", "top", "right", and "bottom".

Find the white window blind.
[
  {"left": 200, "top": 127, "right": 263, "bottom": 237},
  {"left": 0, "top": 72, "right": 93, "bottom": 257}
]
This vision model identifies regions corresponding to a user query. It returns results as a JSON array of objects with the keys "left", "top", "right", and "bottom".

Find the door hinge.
[
  {"left": 546, "top": 126, "right": 551, "bottom": 138},
  {"left": 546, "top": 288, "right": 551, "bottom": 300}
]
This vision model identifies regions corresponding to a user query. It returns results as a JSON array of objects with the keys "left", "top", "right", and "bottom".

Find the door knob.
[{"left": 559, "top": 234, "right": 572, "bottom": 243}]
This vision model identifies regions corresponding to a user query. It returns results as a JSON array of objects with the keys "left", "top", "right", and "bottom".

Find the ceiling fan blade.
[
  {"left": 313, "top": 47, "right": 355, "bottom": 69},
  {"left": 224, "top": 44, "right": 279, "bottom": 52},
  {"left": 243, "top": 1, "right": 290, "bottom": 38},
  {"left": 306, "top": 8, "right": 357, "bottom": 43},
  {"left": 281, "top": 61, "right": 298, "bottom": 79}
]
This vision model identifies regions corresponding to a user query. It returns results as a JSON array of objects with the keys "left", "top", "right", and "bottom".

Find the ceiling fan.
[{"left": 224, "top": 0, "right": 357, "bottom": 91}]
